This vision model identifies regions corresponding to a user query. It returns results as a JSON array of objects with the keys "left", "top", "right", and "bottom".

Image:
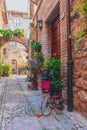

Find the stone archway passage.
[{"left": 0, "top": 36, "right": 29, "bottom": 49}]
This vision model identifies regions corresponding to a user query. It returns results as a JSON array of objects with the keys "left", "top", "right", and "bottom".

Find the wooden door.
[{"left": 52, "top": 21, "right": 60, "bottom": 58}]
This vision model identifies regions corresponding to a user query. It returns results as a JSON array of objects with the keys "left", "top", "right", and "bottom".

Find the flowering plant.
[{"left": 40, "top": 68, "right": 53, "bottom": 81}]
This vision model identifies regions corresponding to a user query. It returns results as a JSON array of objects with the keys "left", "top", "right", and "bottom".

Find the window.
[
  {"left": 10, "top": 42, "right": 17, "bottom": 46},
  {"left": 14, "top": 18, "right": 20, "bottom": 26}
]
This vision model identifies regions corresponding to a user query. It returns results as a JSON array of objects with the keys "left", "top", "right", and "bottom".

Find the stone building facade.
[
  {"left": 29, "top": 0, "right": 87, "bottom": 117},
  {"left": 3, "top": 42, "right": 27, "bottom": 74},
  {"left": 7, "top": 11, "right": 29, "bottom": 38},
  {"left": 0, "top": 0, "right": 7, "bottom": 29},
  {"left": 2, "top": 11, "right": 29, "bottom": 74}
]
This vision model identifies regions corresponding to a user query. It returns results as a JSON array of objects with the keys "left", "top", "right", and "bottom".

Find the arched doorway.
[
  {"left": 11, "top": 59, "right": 17, "bottom": 74},
  {"left": 2, "top": 41, "right": 29, "bottom": 75}
]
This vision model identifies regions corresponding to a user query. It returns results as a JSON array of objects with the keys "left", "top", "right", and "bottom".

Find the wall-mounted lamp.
[{"left": 38, "top": 20, "right": 43, "bottom": 30}]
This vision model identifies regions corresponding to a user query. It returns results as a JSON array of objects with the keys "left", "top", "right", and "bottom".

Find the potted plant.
[
  {"left": 50, "top": 80, "right": 64, "bottom": 98},
  {"left": 27, "top": 60, "right": 39, "bottom": 90},
  {"left": 31, "top": 40, "right": 42, "bottom": 53},
  {"left": 41, "top": 68, "right": 52, "bottom": 92},
  {"left": 43, "top": 58, "right": 64, "bottom": 95}
]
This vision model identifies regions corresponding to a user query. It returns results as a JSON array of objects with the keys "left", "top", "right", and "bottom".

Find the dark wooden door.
[{"left": 52, "top": 21, "right": 60, "bottom": 58}]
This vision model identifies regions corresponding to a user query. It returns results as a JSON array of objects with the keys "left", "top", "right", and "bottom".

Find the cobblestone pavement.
[{"left": 0, "top": 75, "right": 87, "bottom": 130}]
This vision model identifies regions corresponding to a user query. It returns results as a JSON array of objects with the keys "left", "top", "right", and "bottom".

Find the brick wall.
[
  {"left": 30, "top": 0, "right": 87, "bottom": 117},
  {"left": 30, "top": 0, "right": 68, "bottom": 97},
  {"left": 0, "top": 0, "right": 7, "bottom": 29}
]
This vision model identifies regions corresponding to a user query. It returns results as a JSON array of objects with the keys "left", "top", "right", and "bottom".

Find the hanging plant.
[
  {"left": 13, "top": 28, "right": 25, "bottom": 37},
  {"left": 31, "top": 40, "right": 42, "bottom": 52},
  {"left": 70, "top": 0, "right": 87, "bottom": 49},
  {"left": 0, "top": 29, "right": 25, "bottom": 46}
]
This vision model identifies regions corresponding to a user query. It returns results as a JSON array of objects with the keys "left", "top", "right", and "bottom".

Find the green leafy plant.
[
  {"left": 44, "top": 58, "right": 62, "bottom": 79},
  {"left": 18, "top": 66, "right": 27, "bottom": 75},
  {"left": 50, "top": 80, "right": 65, "bottom": 93},
  {"left": 76, "top": 30, "right": 85, "bottom": 39},
  {"left": 27, "top": 60, "right": 39, "bottom": 89},
  {"left": 0, "top": 63, "right": 3, "bottom": 78},
  {"left": 0, "top": 29, "right": 25, "bottom": 43},
  {"left": 71, "top": 0, "right": 87, "bottom": 49},
  {"left": 31, "top": 40, "right": 41, "bottom": 52},
  {"left": 13, "top": 28, "right": 25, "bottom": 37},
  {"left": 41, "top": 68, "right": 53, "bottom": 81},
  {"left": 42, "top": 58, "right": 64, "bottom": 93},
  {"left": 2, "top": 64, "right": 12, "bottom": 77},
  {"left": 2, "top": 29, "right": 13, "bottom": 41},
  {"left": 82, "top": 2, "right": 87, "bottom": 12}
]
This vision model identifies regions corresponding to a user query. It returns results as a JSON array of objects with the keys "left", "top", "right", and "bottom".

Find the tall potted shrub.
[
  {"left": 41, "top": 68, "right": 52, "bottom": 92},
  {"left": 41, "top": 58, "right": 64, "bottom": 95}
]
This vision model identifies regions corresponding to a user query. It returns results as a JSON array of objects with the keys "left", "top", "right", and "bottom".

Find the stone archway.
[
  {"left": 10, "top": 36, "right": 29, "bottom": 48},
  {"left": 2, "top": 36, "right": 29, "bottom": 49}
]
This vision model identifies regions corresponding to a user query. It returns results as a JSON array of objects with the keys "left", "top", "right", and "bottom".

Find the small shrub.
[
  {"left": 0, "top": 63, "right": 3, "bottom": 77},
  {"left": 2, "top": 64, "right": 12, "bottom": 77}
]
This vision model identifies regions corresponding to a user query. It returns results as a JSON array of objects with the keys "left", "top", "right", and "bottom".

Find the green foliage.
[
  {"left": 18, "top": 66, "right": 28, "bottom": 75},
  {"left": 31, "top": 40, "right": 41, "bottom": 52},
  {"left": 82, "top": 2, "right": 87, "bottom": 12},
  {"left": 42, "top": 58, "right": 64, "bottom": 91},
  {"left": 26, "top": 75, "right": 35, "bottom": 83},
  {"left": 13, "top": 28, "right": 25, "bottom": 37},
  {"left": 2, "top": 29, "right": 13, "bottom": 41},
  {"left": 76, "top": 30, "right": 85, "bottom": 39},
  {"left": 44, "top": 58, "right": 62, "bottom": 78},
  {"left": 2, "top": 64, "right": 12, "bottom": 77},
  {"left": 69, "top": 33, "right": 75, "bottom": 40},
  {"left": 0, "top": 63, "right": 3, "bottom": 77},
  {"left": 41, "top": 68, "right": 52, "bottom": 81},
  {"left": 71, "top": 1, "right": 87, "bottom": 49},
  {"left": 71, "top": 6, "right": 80, "bottom": 16},
  {"left": 35, "top": 52, "right": 43, "bottom": 59},
  {"left": 51, "top": 80, "right": 64, "bottom": 92},
  {"left": 0, "top": 29, "right": 25, "bottom": 43}
]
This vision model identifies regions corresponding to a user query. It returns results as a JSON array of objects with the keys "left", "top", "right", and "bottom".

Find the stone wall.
[
  {"left": 7, "top": 11, "right": 29, "bottom": 38},
  {"left": 2, "top": 42, "right": 27, "bottom": 73},
  {"left": 0, "top": 0, "right": 7, "bottom": 29},
  {"left": 71, "top": 1, "right": 87, "bottom": 117}
]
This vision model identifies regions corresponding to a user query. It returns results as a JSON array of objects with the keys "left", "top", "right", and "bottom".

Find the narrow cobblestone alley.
[{"left": 0, "top": 75, "right": 87, "bottom": 130}]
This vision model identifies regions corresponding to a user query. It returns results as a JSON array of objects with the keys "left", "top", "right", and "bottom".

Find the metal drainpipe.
[{"left": 66, "top": 0, "right": 73, "bottom": 111}]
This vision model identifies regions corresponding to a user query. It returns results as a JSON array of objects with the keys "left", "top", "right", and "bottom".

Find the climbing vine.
[
  {"left": 0, "top": 29, "right": 25, "bottom": 47},
  {"left": 70, "top": 0, "right": 87, "bottom": 49}
]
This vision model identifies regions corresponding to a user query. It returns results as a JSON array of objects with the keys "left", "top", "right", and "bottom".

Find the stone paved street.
[{"left": 0, "top": 75, "right": 87, "bottom": 130}]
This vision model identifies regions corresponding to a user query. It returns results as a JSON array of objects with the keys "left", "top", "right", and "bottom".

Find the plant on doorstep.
[{"left": 40, "top": 58, "right": 64, "bottom": 94}]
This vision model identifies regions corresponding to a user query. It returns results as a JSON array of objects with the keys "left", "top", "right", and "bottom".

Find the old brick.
[
  {"left": 78, "top": 91, "right": 87, "bottom": 103},
  {"left": 75, "top": 80, "right": 82, "bottom": 88},
  {"left": 74, "top": 98, "right": 87, "bottom": 117},
  {"left": 83, "top": 74, "right": 87, "bottom": 80},
  {"left": 82, "top": 81, "right": 87, "bottom": 90},
  {"left": 73, "top": 71, "right": 82, "bottom": 78},
  {"left": 30, "top": 0, "right": 87, "bottom": 117},
  {"left": 80, "top": 60, "right": 87, "bottom": 70}
]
